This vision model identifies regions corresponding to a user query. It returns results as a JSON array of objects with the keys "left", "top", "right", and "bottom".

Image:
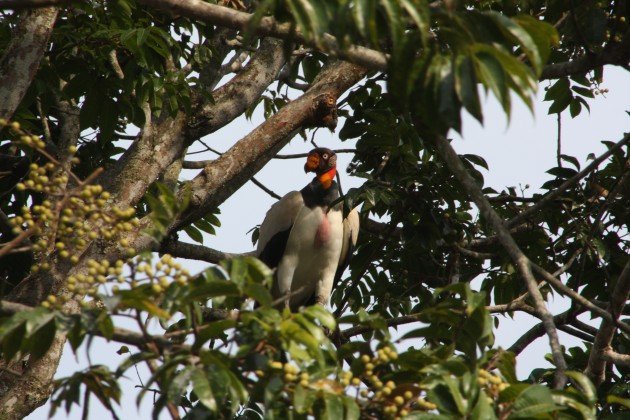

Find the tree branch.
[
  {"left": 0, "top": 0, "right": 69, "bottom": 9},
  {"left": 6, "top": 0, "right": 630, "bottom": 82},
  {"left": 539, "top": 33, "right": 630, "bottom": 80},
  {"left": 601, "top": 349, "right": 630, "bottom": 369},
  {"left": 138, "top": 0, "right": 389, "bottom": 72},
  {"left": 102, "top": 38, "right": 286, "bottom": 209},
  {"left": 530, "top": 263, "right": 630, "bottom": 335},
  {"left": 0, "top": 6, "right": 58, "bottom": 121},
  {"left": 186, "top": 37, "right": 287, "bottom": 140},
  {"left": 274, "top": 149, "right": 356, "bottom": 159},
  {"left": 172, "top": 60, "right": 366, "bottom": 230},
  {"left": 429, "top": 132, "right": 568, "bottom": 388},
  {"left": 157, "top": 240, "right": 248, "bottom": 264},
  {"left": 507, "top": 133, "right": 630, "bottom": 228},
  {"left": 585, "top": 259, "right": 630, "bottom": 385},
  {"left": 508, "top": 309, "right": 575, "bottom": 356}
]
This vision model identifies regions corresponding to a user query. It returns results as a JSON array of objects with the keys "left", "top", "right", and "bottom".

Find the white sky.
[{"left": 27, "top": 66, "right": 629, "bottom": 419}]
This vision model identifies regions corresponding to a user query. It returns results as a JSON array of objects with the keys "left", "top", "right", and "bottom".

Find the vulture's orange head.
[
  {"left": 304, "top": 148, "right": 336, "bottom": 175},
  {"left": 304, "top": 148, "right": 337, "bottom": 188}
]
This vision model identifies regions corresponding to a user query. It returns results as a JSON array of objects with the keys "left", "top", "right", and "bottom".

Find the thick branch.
[
  {"left": 0, "top": 6, "right": 58, "bottom": 121},
  {"left": 173, "top": 60, "right": 366, "bottom": 229},
  {"left": 138, "top": 0, "right": 388, "bottom": 72},
  {"left": 157, "top": 240, "right": 248, "bottom": 264},
  {"left": 0, "top": 0, "right": 70, "bottom": 8},
  {"left": 186, "top": 37, "right": 287, "bottom": 140},
  {"left": 540, "top": 34, "right": 630, "bottom": 80},
  {"left": 102, "top": 38, "right": 286, "bottom": 208},
  {"left": 6, "top": 0, "right": 630, "bottom": 82},
  {"left": 601, "top": 349, "right": 630, "bottom": 369}
]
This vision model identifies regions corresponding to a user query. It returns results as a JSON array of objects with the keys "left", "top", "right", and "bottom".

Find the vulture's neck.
[{"left": 301, "top": 168, "right": 340, "bottom": 208}]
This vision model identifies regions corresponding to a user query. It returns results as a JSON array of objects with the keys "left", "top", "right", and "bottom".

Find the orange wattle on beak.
[
  {"left": 318, "top": 167, "right": 337, "bottom": 189},
  {"left": 304, "top": 154, "right": 319, "bottom": 173}
]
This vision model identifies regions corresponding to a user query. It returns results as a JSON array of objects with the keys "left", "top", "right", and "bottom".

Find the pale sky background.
[{"left": 28, "top": 66, "right": 629, "bottom": 419}]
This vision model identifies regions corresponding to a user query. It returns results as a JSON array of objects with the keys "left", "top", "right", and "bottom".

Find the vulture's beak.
[{"left": 304, "top": 154, "right": 319, "bottom": 173}]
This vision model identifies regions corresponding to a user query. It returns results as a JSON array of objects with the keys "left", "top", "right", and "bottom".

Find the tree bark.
[{"left": 0, "top": 6, "right": 58, "bottom": 121}]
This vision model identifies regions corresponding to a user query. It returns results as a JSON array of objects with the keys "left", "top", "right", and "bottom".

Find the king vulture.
[{"left": 256, "top": 148, "right": 359, "bottom": 311}]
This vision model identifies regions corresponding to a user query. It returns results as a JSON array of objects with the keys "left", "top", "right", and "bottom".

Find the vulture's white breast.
[{"left": 276, "top": 205, "right": 343, "bottom": 308}]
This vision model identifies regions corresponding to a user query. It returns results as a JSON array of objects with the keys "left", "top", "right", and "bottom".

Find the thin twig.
[
  {"left": 508, "top": 133, "right": 630, "bottom": 228},
  {"left": 274, "top": 149, "right": 356, "bottom": 159},
  {"left": 251, "top": 177, "right": 281, "bottom": 200},
  {"left": 556, "top": 113, "right": 562, "bottom": 168}
]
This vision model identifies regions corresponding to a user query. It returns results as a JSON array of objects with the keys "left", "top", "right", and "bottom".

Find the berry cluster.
[
  {"left": 477, "top": 368, "right": 509, "bottom": 397},
  {"left": 132, "top": 254, "right": 191, "bottom": 294},
  {"left": 3, "top": 119, "right": 137, "bottom": 270},
  {"left": 267, "top": 362, "right": 310, "bottom": 387}
]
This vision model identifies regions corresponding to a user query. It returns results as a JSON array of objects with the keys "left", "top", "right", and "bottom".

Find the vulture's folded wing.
[{"left": 256, "top": 191, "right": 304, "bottom": 269}]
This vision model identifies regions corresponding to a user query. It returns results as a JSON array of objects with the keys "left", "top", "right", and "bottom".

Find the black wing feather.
[{"left": 258, "top": 226, "right": 292, "bottom": 269}]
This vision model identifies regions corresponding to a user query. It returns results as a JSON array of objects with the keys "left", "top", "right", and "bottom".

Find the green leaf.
[
  {"left": 559, "top": 154, "right": 580, "bottom": 170},
  {"left": 455, "top": 55, "right": 483, "bottom": 123},
  {"left": 351, "top": 0, "right": 369, "bottom": 38},
  {"left": 191, "top": 367, "right": 217, "bottom": 412},
  {"left": 303, "top": 305, "right": 336, "bottom": 331},
  {"left": 194, "top": 218, "right": 216, "bottom": 236},
  {"left": 471, "top": 388, "right": 497, "bottom": 419},
  {"left": 400, "top": 0, "right": 429, "bottom": 45},
  {"left": 474, "top": 49, "right": 510, "bottom": 117},
  {"left": 569, "top": 98, "right": 582, "bottom": 118},
  {"left": 343, "top": 396, "right": 361, "bottom": 420},
  {"left": 545, "top": 78, "right": 572, "bottom": 114},
  {"left": 186, "top": 279, "right": 240, "bottom": 301},
  {"left": 192, "top": 319, "right": 236, "bottom": 351},
  {"left": 27, "top": 317, "right": 56, "bottom": 359},
  {"left": 607, "top": 395, "right": 630, "bottom": 410},
  {"left": 380, "top": 0, "right": 403, "bottom": 52},
  {"left": 323, "top": 394, "right": 344, "bottom": 420},
  {"left": 513, "top": 15, "right": 558, "bottom": 69},
  {"left": 488, "top": 12, "right": 542, "bottom": 73},
  {"left": 117, "top": 293, "right": 171, "bottom": 319},
  {"left": 184, "top": 225, "right": 203, "bottom": 244},
  {"left": 508, "top": 385, "right": 558, "bottom": 418}
]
